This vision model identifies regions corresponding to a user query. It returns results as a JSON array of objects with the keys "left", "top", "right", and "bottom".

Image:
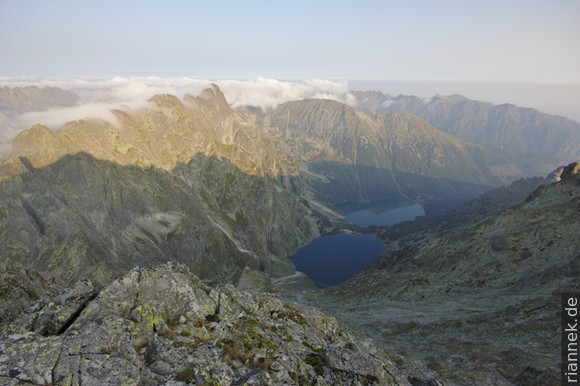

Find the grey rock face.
[
  {"left": 0, "top": 152, "right": 318, "bottom": 286},
  {"left": 0, "top": 263, "right": 412, "bottom": 385},
  {"left": 0, "top": 264, "right": 63, "bottom": 324}
]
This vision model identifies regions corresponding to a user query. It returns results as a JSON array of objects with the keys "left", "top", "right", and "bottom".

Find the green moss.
[
  {"left": 282, "top": 305, "right": 307, "bottom": 325},
  {"left": 203, "top": 303, "right": 215, "bottom": 316},
  {"left": 175, "top": 365, "right": 197, "bottom": 382},
  {"left": 158, "top": 328, "right": 176, "bottom": 340},
  {"left": 305, "top": 352, "right": 325, "bottom": 376},
  {"left": 0, "top": 323, "right": 17, "bottom": 335},
  {"left": 302, "top": 340, "right": 321, "bottom": 353},
  {"left": 218, "top": 327, "right": 279, "bottom": 369},
  {"left": 239, "top": 316, "right": 260, "bottom": 329}
]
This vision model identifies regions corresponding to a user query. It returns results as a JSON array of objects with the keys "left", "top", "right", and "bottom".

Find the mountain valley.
[
  {"left": 0, "top": 83, "right": 578, "bottom": 385},
  {"left": 0, "top": 84, "right": 549, "bottom": 287},
  {"left": 274, "top": 162, "right": 580, "bottom": 385}
]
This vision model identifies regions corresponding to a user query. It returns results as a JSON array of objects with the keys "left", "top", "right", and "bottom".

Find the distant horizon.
[
  {"left": 349, "top": 79, "right": 580, "bottom": 123},
  {"left": 2, "top": 76, "right": 579, "bottom": 123}
]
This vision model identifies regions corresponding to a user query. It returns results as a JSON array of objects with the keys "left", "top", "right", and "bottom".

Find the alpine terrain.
[{"left": 0, "top": 84, "right": 578, "bottom": 385}]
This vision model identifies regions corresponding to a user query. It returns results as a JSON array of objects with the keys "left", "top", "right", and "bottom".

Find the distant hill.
[
  {"left": 352, "top": 90, "right": 580, "bottom": 163},
  {"left": 0, "top": 85, "right": 80, "bottom": 115}
]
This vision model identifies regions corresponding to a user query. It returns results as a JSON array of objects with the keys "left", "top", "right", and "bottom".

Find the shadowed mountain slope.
[
  {"left": 0, "top": 153, "right": 318, "bottom": 286},
  {"left": 319, "top": 162, "right": 580, "bottom": 384}
]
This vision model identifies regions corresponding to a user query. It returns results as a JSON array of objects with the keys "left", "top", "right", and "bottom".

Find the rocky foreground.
[{"left": 0, "top": 263, "right": 422, "bottom": 385}]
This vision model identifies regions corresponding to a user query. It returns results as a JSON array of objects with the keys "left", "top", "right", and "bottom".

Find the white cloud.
[
  {"left": 0, "top": 77, "right": 357, "bottom": 155},
  {"left": 17, "top": 103, "right": 121, "bottom": 130},
  {"left": 216, "top": 78, "right": 357, "bottom": 108},
  {"left": 1, "top": 76, "right": 355, "bottom": 108}
]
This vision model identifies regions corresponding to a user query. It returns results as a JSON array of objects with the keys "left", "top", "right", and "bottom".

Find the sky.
[
  {"left": 1, "top": 0, "right": 579, "bottom": 82},
  {"left": 0, "top": 0, "right": 579, "bottom": 140}
]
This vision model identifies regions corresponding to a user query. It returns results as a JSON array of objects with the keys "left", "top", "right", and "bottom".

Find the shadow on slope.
[
  {"left": 0, "top": 152, "right": 319, "bottom": 287},
  {"left": 303, "top": 160, "right": 494, "bottom": 216},
  {"left": 322, "top": 164, "right": 580, "bottom": 384}
]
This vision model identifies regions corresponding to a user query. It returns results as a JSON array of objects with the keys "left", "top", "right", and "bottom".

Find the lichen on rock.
[{"left": 0, "top": 263, "right": 411, "bottom": 385}]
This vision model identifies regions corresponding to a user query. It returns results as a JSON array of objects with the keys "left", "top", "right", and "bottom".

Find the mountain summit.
[{"left": 0, "top": 85, "right": 566, "bottom": 287}]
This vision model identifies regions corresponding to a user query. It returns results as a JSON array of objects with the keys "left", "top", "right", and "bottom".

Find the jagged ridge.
[{"left": 353, "top": 90, "right": 580, "bottom": 163}]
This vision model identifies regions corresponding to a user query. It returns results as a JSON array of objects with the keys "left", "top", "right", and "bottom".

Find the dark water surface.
[
  {"left": 345, "top": 203, "right": 425, "bottom": 227},
  {"left": 290, "top": 234, "right": 385, "bottom": 287}
]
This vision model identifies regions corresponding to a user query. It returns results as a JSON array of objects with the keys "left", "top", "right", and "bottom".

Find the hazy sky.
[{"left": 1, "top": 0, "right": 579, "bottom": 82}]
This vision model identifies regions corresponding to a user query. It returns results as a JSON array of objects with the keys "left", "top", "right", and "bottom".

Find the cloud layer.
[
  {"left": 0, "top": 77, "right": 356, "bottom": 155},
  {"left": 0, "top": 76, "right": 355, "bottom": 108}
]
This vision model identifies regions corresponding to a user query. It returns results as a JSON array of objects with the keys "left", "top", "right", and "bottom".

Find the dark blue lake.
[
  {"left": 344, "top": 203, "right": 425, "bottom": 227},
  {"left": 290, "top": 234, "right": 385, "bottom": 288}
]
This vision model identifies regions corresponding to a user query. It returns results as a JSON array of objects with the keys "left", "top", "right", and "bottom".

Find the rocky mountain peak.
[
  {"left": 9, "top": 124, "right": 68, "bottom": 169},
  {"left": 0, "top": 86, "right": 80, "bottom": 115},
  {"left": 547, "top": 161, "right": 580, "bottom": 183},
  {"left": 147, "top": 93, "right": 185, "bottom": 109},
  {"left": 200, "top": 83, "right": 224, "bottom": 100},
  {"left": 560, "top": 161, "right": 580, "bottom": 180},
  {"left": 0, "top": 263, "right": 412, "bottom": 385},
  {"left": 0, "top": 84, "right": 299, "bottom": 179},
  {"left": 432, "top": 94, "right": 468, "bottom": 103},
  {"left": 189, "top": 83, "right": 232, "bottom": 114}
]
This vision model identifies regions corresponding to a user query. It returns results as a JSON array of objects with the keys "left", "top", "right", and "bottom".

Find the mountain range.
[
  {"left": 352, "top": 89, "right": 580, "bottom": 163},
  {"left": 0, "top": 84, "right": 549, "bottom": 287},
  {"left": 0, "top": 83, "right": 578, "bottom": 385},
  {"left": 0, "top": 86, "right": 80, "bottom": 116}
]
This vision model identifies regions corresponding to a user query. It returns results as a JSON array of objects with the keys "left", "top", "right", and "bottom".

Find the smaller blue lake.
[
  {"left": 345, "top": 203, "right": 425, "bottom": 227},
  {"left": 290, "top": 234, "right": 385, "bottom": 288}
]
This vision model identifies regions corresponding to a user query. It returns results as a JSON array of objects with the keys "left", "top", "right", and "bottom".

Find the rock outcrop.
[
  {"left": 0, "top": 264, "right": 63, "bottom": 324},
  {"left": 0, "top": 263, "right": 411, "bottom": 385}
]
